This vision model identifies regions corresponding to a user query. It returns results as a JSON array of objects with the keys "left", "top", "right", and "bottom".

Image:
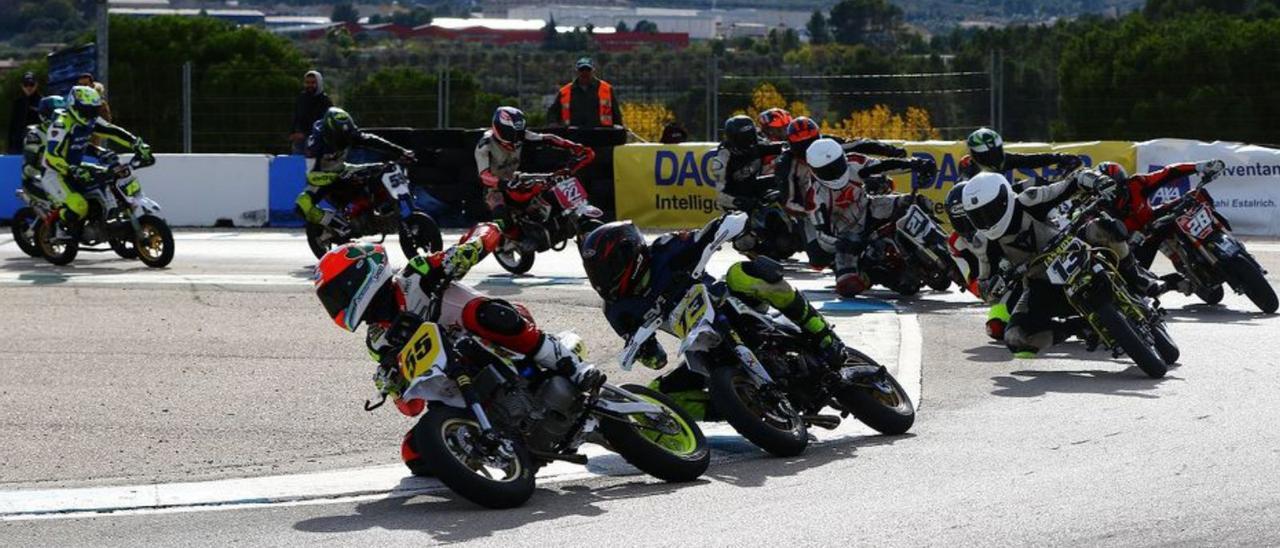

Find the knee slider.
[
  {"left": 741, "top": 256, "right": 785, "bottom": 284},
  {"left": 472, "top": 299, "right": 527, "bottom": 336}
]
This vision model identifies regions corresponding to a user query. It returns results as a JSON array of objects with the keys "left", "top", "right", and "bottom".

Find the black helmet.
[
  {"left": 723, "top": 115, "right": 758, "bottom": 154},
  {"left": 945, "top": 182, "right": 974, "bottom": 237},
  {"left": 492, "top": 106, "right": 526, "bottom": 147},
  {"left": 321, "top": 107, "right": 359, "bottom": 149},
  {"left": 37, "top": 95, "right": 66, "bottom": 125},
  {"left": 580, "top": 221, "right": 649, "bottom": 300},
  {"left": 966, "top": 128, "right": 1005, "bottom": 171}
]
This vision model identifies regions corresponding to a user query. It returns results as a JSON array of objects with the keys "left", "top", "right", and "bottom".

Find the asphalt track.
[{"left": 1, "top": 230, "right": 1279, "bottom": 546}]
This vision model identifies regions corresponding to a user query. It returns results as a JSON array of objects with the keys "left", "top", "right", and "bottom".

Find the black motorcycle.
[{"left": 305, "top": 162, "right": 443, "bottom": 261}]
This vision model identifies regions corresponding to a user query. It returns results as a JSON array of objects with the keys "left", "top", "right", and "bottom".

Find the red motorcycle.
[{"left": 493, "top": 152, "right": 602, "bottom": 274}]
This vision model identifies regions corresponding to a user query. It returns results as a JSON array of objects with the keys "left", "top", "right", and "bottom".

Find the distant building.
[
  {"left": 296, "top": 17, "right": 689, "bottom": 51},
  {"left": 505, "top": 4, "right": 811, "bottom": 40},
  {"left": 108, "top": 7, "right": 267, "bottom": 26}
]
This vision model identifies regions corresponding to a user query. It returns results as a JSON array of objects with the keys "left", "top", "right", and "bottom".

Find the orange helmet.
[
  {"left": 786, "top": 116, "right": 821, "bottom": 158},
  {"left": 757, "top": 108, "right": 792, "bottom": 140},
  {"left": 314, "top": 243, "right": 403, "bottom": 331}
]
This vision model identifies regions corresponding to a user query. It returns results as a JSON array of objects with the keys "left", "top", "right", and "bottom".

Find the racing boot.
[
  {"left": 985, "top": 303, "right": 1011, "bottom": 342},
  {"left": 532, "top": 333, "right": 605, "bottom": 396},
  {"left": 1119, "top": 255, "right": 1164, "bottom": 297},
  {"left": 778, "top": 290, "right": 882, "bottom": 380}
]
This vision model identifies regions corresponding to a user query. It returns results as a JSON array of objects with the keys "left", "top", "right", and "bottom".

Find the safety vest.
[{"left": 559, "top": 80, "right": 614, "bottom": 127}]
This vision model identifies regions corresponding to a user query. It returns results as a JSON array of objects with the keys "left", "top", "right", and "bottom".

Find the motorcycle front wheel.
[
  {"left": 1151, "top": 320, "right": 1180, "bottom": 365},
  {"left": 10, "top": 207, "right": 42, "bottom": 258},
  {"left": 411, "top": 406, "right": 536, "bottom": 509},
  {"left": 134, "top": 215, "right": 175, "bottom": 268},
  {"left": 707, "top": 366, "right": 808, "bottom": 457},
  {"left": 398, "top": 212, "right": 443, "bottom": 260},
  {"left": 495, "top": 240, "right": 535, "bottom": 275},
  {"left": 1194, "top": 283, "right": 1225, "bottom": 305},
  {"left": 1225, "top": 255, "right": 1278, "bottom": 314},
  {"left": 599, "top": 384, "right": 710, "bottom": 482},
  {"left": 834, "top": 348, "right": 915, "bottom": 435},
  {"left": 1095, "top": 303, "right": 1167, "bottom": 378}
]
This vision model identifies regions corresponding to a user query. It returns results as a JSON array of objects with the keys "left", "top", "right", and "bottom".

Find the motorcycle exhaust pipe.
[{"left": 801, "top": 414, "right": 842, "bottom": 430}]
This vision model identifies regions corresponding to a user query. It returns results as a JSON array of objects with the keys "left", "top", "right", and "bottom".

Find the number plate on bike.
[
  {"left": 669, "top": 284, "right": 711, "bottom": 339},
  {"left": 398, "top": 323, "right": 447, "bottom": 381},
  {"left": 1046, "top": 239, "right": 1088, "bottom": 285},
  {"left": 897, "top": 205, "right": 932, "bottom": 243},
  {"left": 553, "top": 178, "right": 588, "bottom": 209},
  {"left": 1177, "top": 204, "right": 1216, "bottom": 240}
]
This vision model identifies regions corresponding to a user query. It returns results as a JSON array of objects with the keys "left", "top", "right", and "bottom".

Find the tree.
[
  {"left": 331, "top": 3, "right": 358, "bottom": 23},
  {"left": 616, "top": 20, "right": 630, "bottom": 32},
  {"left": 821, "top": 105, "right": 940, "bottom": 140},
  {"left": 806, "top": 10, "right": 831, "bottom": 44},
  {"left": 634, "top": 19, "right": 659, "bottom": 33},
  {"left": 542, "top": 15, "right": 558, "bottom": 49},
  {"left": 620, "top": 102, "right": 675, "bottom": 141},
  {"left": 827, "top": 0, "right": 903, "bottom": 47}
]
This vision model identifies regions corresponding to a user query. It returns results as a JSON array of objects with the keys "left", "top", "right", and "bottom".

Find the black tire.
[
  {"left": 305, "top": 223, "right": 334, "bottom": 260},
  {"left": 411, "top": 406, "right": 536, "bottom": 509},
  {"left": 10, "top": 207, "right": 42, "bottom": 258},
  {"left": 888, "top": 280, "right": 921, "bottom": 296},
  {"left": 109, "top": 237, "right": 138, "bottom": 259},
  {"left": 1226, "top": 255, "right": 1278, "bottom": 314},
  {"left": 707, "top": 366, "right": 808, "bottom": 457},
  {"left": 926, "top": 274, "right": 951, "bottom": 292},
  {"left": 598, "top": 384, "right": 710, "bottom": 482},
  {"left": 35, "top": 220, "right": 78, "bottom": 266},
  {"left": 398, "top": 212, "right": 443, "bottom": 260},
  {"left": 1151, "top": 321, "right": 1180, "bottom": 365},
  {"left": 134, "top": 215, "right": 175, "bottom": 268},
  {"left": 1195, "top": 283, "right": 1225, "bottom": 305},
  {"left": 1095, "top": 303, "right": 1167, "bottom": 378},
  {"left": 495, "top": 240, "right": 535, "bottom": 275},
  {"left": 834, "top": 348, "right": 915, "bottom": 435}
]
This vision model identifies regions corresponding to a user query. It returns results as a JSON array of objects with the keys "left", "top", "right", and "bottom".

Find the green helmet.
[
  {"left": 66, "top": 85, "right": 103, "bottom": 125},
  {"left": 321, "top": 107, "right": 358, "bottom": 148},
  {"left": 966, "top": 127, "right": 1005, "bottom": 171}
]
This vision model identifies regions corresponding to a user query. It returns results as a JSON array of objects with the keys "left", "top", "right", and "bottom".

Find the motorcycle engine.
[{"left": 526, "top": 376, "right": 584, "bottom": 453}]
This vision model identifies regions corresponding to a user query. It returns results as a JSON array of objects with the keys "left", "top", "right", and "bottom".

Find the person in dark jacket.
[
  {"left": 548, "top": 58, "right": 622, "bottom": 128},
  {"left": 7, "top": 72, "right": 43, "bottom": 154},
  {"left": 290, "top": 70, "right": 333, "bottom": 154}
]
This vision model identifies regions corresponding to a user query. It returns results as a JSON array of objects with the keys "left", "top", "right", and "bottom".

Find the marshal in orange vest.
[{"left": 558, "top": 80, "right": 615, "bottom": 127}]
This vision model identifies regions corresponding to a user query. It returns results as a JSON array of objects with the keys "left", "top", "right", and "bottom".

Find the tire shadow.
[{"left": 990, "top": 369, "right": 1173, "bottom": 399}]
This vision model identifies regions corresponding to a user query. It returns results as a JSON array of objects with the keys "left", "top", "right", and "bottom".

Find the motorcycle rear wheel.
[
  {"left": 707, "top": 366, "right": 808, "bottom": 457},
  {"left": 599, "top": 384, "right": 710, "bottom": 482},
  {"left": 411, "top": 406, "right": 536, "bottom": 509},
  {"left": 1151, "top": 320, "right": 1180, "bottom": 365},
  {"left": 834, "top": 348, "right": 915, "bottom": 435},
  {"left": 110, "top": 237, "right": 138, "bottom": 259},
  {"left": 135, "top": 215, "right": 175, "bottom": 268},
  {"left": 1095, "top": 303, "right": 1167, "bottom": 378},
  {"left": 10, "top": 207, "right": 42, "bottom": 258},
  {"left": 305, "top": 222, "right": 348, "bottom": 260}
]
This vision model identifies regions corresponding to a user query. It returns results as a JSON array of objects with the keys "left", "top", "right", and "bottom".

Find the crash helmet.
[
  {"left": 580, "top": 221, "right": 649, "bottom": 301},
  {"left": 966, "top": 127, "right": 1005, "bottom": 171},
  {"left": 491, "top": 106, "right": 527, "bottom": 149},
  {"left": 1095, "top": 161, "right": 1128, "bottom": 182},
  {"left": 785, "top": 116, "right": 821, "bottom": 159},
  {"left": 757, "top": 108, "right": 792, "bottom": 141},
  {"left": 37, "top": 95, "right": 66, "bottom": 125},
  {"left": 723, "top": 115, "right": 758, "bottom": 154},
  {"left": 66, "top": 86, "right": 102, "bottom": 125},
  {"left": 806, "top": 138, "right": 851, "bottom": 190},
  {"left": 945, "top": 182, "right": 975, "bottom": 237},
  {"left": 962, "top": 172, "right": 1016, "bottom": 239},
  {"left": 320, "top": 107, "right": 360, "bottom": 150},
  {"left": 314, "top": 243, "right": 404, "bottom": 332}
]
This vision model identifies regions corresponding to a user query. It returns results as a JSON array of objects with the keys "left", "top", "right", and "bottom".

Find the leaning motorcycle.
[
  {"left": 493, "top": 161, "right": 603, "bottom": 275},
  {"left": 374, "top": 321, "right": 709, "bottom": 509},
  {"left": 991, "top": 199, "right": 1178, "bottom": 378},
  {"left": 1139, "top": 171, "right": 1277, "bottom": 313},
  {"left": 860, "top": 191, "right": 967, "bottom": 295},
  {"left": 36, "top": 155, "right": 175, "bottom": 268},
  {"left": 730, "top": 186, "right": 808, "bottom": 262},
  {"left": 621, "top": 213, "right": 915, "bottom": 458},
  {"left": 305, "top": 162, "right": 443, "bottom": 261}
]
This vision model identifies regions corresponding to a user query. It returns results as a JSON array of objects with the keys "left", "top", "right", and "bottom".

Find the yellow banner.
[{"left": 613, "top": 141, "right": 1137, "bottom": 229}]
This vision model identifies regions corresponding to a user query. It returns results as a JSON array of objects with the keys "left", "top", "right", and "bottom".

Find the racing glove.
[
  {"left": 133, "top": 140, "right": 155, "bottom": 166},
  {"left": 1197, "top": 159, "right": 1225, "bottom": 177},
  {"left": 1057, "top": 154, "right": 1084, "bottom": 173},
  {"left": 637, "top": 338, "right": 668, "bottom": 370}
]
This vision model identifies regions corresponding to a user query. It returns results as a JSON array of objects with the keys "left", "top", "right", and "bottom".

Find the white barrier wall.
[
  {"left": 136, "top": 154, "right": 271, "bottom": 227},
  {"left": 1136, "top": 139, "right": 1280, "bottom": 236}
]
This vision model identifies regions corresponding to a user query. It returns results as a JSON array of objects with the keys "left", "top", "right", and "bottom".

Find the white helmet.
[
  {"left": 962, "top": 172, "right": 1016, "bottom": 239},
  {"left": 806, "top": 138, "right": 850, "bottom": 190}
]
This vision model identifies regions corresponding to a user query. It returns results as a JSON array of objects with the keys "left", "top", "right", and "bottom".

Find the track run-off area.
[{"left": 2, "top": 230, "right": 1280, "bottom": 546}]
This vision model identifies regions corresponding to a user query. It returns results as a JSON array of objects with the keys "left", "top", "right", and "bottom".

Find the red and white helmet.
[
  {"left": 757, "top": 108, "right": 792, "bottom": 141},
  {"left": 314, "top": 243, "right": 403, "bottom": 331}
]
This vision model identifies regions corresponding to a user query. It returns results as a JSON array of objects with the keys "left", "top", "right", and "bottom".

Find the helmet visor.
[
  {"left": 966, "top": 188, "right": 1010, "bottom": 231},
  {"left": 812, "top": 158, "right": 849, "bottom": 185},
  {"left": 317, "top": 264, "right": 376, "bottom": 331}
]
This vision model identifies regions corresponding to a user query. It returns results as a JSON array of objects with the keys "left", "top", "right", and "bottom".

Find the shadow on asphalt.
[
  {"left": 290, "top": 433, "right": 912, "bottom": 541},
  {"left": 1159, "top": 303, "right": 1271, "bottom": 325},
  {"left": 0, "top": 256, "right": 153, "bottom": 283},
  {"left": 990, "top": 369, "right": 1173, "bottom": 399}
]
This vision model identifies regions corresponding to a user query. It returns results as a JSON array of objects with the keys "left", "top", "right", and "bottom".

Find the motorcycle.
[
  {"left": 620, "top": 213, "right": 915, "bottom": 458},
  {"left": 861, "top": 189, "right": 967, "bottom": 295},
  {"left": 493, "top": 160, "right": 603, "bottom": 275},
  {"left": 11, "top": 182, "right": 55, "bottom": 258},
  {"left": 375, "top": 321, "right": 710, "bottom": 509},
  {"left": 990, "top": 199, "right": 1179, "bottom": 378},
  {"left": 35, "top": 155, "right": 175, "bottom": 268},
  {"left": 305, "top": 162, "right": 443, "bottom": 261},
  {"left": 1139, "top": 171, "right": 1277, "bottom": 313},
  {"left": 730, "top": 186, "right": 808, "bottom": 262}
]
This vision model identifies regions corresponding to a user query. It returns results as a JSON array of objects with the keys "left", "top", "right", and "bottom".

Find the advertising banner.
[
  {"left": 1136, "top": 139, "right": 1280, "bottom": 236},
  {"left": 614, "top": 140, "right": 1137, "bottom": 230}
]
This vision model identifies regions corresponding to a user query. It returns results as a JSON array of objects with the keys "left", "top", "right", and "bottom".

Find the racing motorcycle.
[
  {"left": 861, "top": 189, "right": 967, "bottom": 295},
  {"left": 621, "top": 213, "right": 915, "bottom": 458},
  {"left": 493, "top": 159, "right": 603, "bottom": 275},
  {"left": 305, "top": 162, "right": 443, "bottom": 261},
  {"left": 373, "top": 321, "right": 710, "bottom": 509},
  {"left": 1138, "top": 171, "right": 1277, "bottom": 313},
  {"left": 730, "top": 186, "right": 807, "bottom": 262},
  {"left": 35, "top": 155, "right": 175, "bottom": 268},
  {"left": 11, "top": 182, "right": 55, "bottom": 258},
  {"left": 990, "top": 199, "right": 1179, "bottom": 378}
]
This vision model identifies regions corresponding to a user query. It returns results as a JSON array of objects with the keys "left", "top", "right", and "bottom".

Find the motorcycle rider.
[
  {"left": 1090, "top": 160, "right": 1226, "bottom": 269},
  {"left": 43, "top": 86, "right": 154, "bottom": 240},
  {"left": 709, "top": 115, "right": 786, "bottom": 211},
  {"left": 960, "top": 127, "right": 1083, "bottom": 181},
  {"left": 757, "top": 108, "right": 792, "bottom": 142},
  {"left": 297, "top": 107, "right": 416, "bottom": 236},
  {"left": 962, "top": 169, "right": 1156, "bottom": 357},
  {"left": 475, "top": 106, "right": 594, "bottom": 232},
  {"left": 579, "top": 214, "right": 880, "bottom": 420},
  {"left": 945, "top": 182, "right": 1018, "bottom": 340},
  {"left": 313, "top": 223, "right": 604, "bottom": 475},
  {"left": 20, "top": 96, "right": 65, "bottom": 205},
  {"left": 805, "top": 138, "right": 938, "bottom": 298}
]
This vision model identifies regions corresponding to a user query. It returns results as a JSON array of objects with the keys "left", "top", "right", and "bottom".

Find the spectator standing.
[
  {"left": 549, "top": 57, "right": 622, "bottom": 128},
  {"left": 7, "top": 72, "right": 43, "bottom": 154},
  {"left": 660, "top": 121, "right": 689, "bottom": 144},
  {"left": 290, "top": 70, "right": 333, "bottom": 154}
]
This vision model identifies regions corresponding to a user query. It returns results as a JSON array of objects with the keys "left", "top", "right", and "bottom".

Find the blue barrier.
[
  {"left": 268, "top": 155, "right": 308, "bottom": 227},
  {"left": 0, "top": 155, "right": 24, "bottom": 221}
]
